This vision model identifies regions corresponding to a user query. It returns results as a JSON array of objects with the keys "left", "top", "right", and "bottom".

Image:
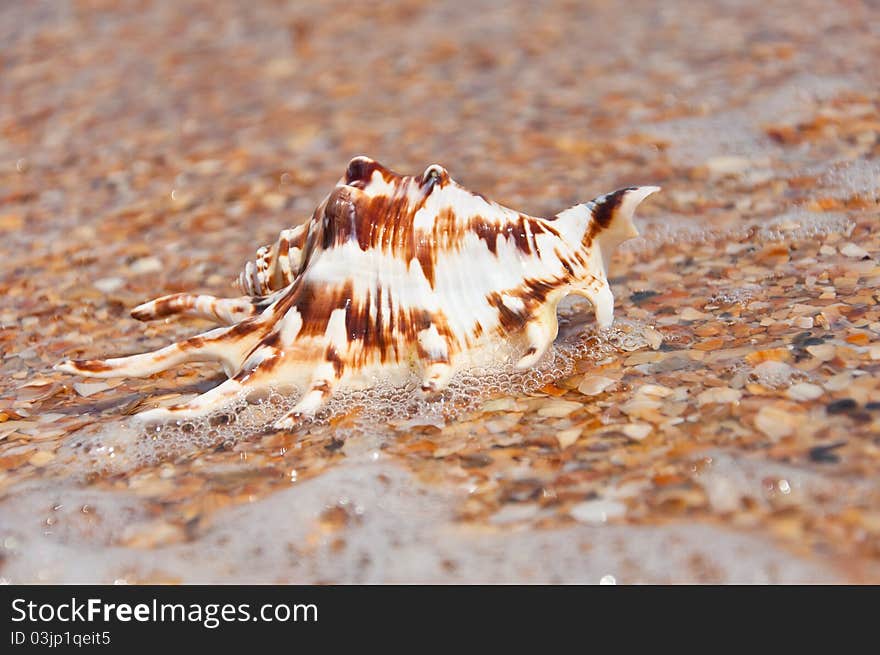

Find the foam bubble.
[
  {"left": 58, "top": 309, "right": 649, "bottom": 474},
  {"left": 749, "top": 360, "right": 806, "bottom": 389},
  {"left": 819, "top": 158, "right": 880, "bottom": 202},
  {"left": 622, "top": 208, "right": 853, "bottom": 254}
]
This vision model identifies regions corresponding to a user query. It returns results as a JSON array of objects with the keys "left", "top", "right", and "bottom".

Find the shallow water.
[{"left": 1, "top": 0, "right": 879, "bottom": 583}]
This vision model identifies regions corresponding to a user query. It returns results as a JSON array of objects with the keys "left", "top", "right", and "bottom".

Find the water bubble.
[{"left": 59, "top": 311, "right": 652, "bottom": 473}]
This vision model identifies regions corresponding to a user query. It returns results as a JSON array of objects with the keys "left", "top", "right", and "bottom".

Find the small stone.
[
  {"left": 642, "top": 326, "right": 663, "bottom": 350},
  {"left": 696, "top": 387, "right": 742, "bottom": 405},
  {"left": 261, "top": 192, "right": 287, "bottom": 211},
  {"left": 577, "top": 376, "right": 616, "bottom": 396},
  {"left": 537, "top": 399, "right": 583, "bottom": 418},
  {"left": 28, "top": 450, "right": 55, "bottom": 467},
  {"left": 629, "top": 290, "right": 659, "bottom": 304},
  {"left": 823, "top": 372, "right": 853, "bottom": 392},
  {"left": 624, "top": 351, "right": 665, "bottom": 365},
  {"left": 619, "top": 398, "right": 662, "bottom": 419},
  {"left": 705, "top": 155, "right": 750, "bottom": 176},
  {"left": 94, "top": 277, "right": 124, "bottom": 293},
  {"left": 805, "top": 344, "right": 836, "bottom": 361},
  {"left": 490, "top": 504, "right": 539, "bottom": 525},
  {"left": 622, "top": 423, "right": 652, "bottom": 441},
  {"left": 745, "top": 348, "right": 791, "bottom": 364},
  {"left": 786, "top": 383, "right": 824, "bottom": 402},
  {"left": 129, "top": 256, "right": 163, "bottom": 274},
  {"left": 481, "top": 398, "right": 519, "bottom": 412},
  {"left": 809, "top": 442, "right": 846, "bottom": 464},
  {"left": 819, "top": 244, "right": 836, "bottom": 256},
  {"left": 556, "top": 427, "right": 582, "bottom": 448},
  {"left": 570, "top": 498, "right": 626, "bottom": 524},
  {"left": 826, "top": 398, "right": 858, "bottom": 415},
  {"left": 839, "top": 243, "right": 869, "bottom": 259},
  {"left": 73, "top": 381, "right": 112, "bottom": 397},
  {"left": 751, "top": 360, "right": 798, "bottom": 388},
  {"left": 636, "top": 384, "right": 673, "bottom": 398},
  {"left": 680, "top": 307, "right": 711, "bottom": 321},
  {"left": 792, "top": 316, "right": 814, "bottom": 329},
  {"left": 704, "top": 476, "right": 742, "bottom": 514},
  {"left": 754, "top": 406, "right": 800, "bottom": 440}
]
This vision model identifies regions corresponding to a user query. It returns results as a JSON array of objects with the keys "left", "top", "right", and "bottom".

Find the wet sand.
[{"left": 1, "top": 0, "right": 878, "bottom": 583}]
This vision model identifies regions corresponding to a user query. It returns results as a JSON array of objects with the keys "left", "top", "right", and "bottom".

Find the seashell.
[{"left": 57, "top": 156, "right": 659, "bottom": 429}]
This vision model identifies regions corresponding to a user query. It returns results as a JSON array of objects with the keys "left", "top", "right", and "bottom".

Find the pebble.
[
  {"left": 680, "top": 307, "right": 712, "bottom": 321},
  {"left": 73, "top": 381, "right": 113, "bottom": 397},
  {"left": 642, "top": 326, "right": 664, "bottom": 350},
  {"left": 556, "top": 427, "right": 582, "bottom": 448},
  {"left": 751, "top": 360, "right": 797, "bottom": 387},
  {"left": 129, "top": 256, "right": 163, "bottom": 274},
  {"left": 754, "top": 406, "right": 800, "bottom": 440},
  {"left": 569, "top": 498, "right": 627, "bottom": 524},
  {"left": 94, "top": 277, "right": 124, "bottom": 293},
  {"left": 824, "top": 372, "right": 853, "bottom": 391},
  {"left": 826, "top": 398, "right": 858, "bottom": 415},
  {"left": 745, "top": 348, "right": 791, "bottom": 364},
  {"left": 696, "top": 387, "right": 742, "bottom": 405},
  {"left": 636, "top": 384, "right": 674, "bottom": 398},
  {"left": 28, "top": 450, "right": 55, "bottom": 467},
  {"left": 490, "top": 504, "right": 540, "bottom": 525},
  {"left": 537, "top": 399, "right": 583, "bottom": 418},
  {"left": 809, "top": 442, "right": 846, "bottom": 464},
  {"left": 624, "top": 351, "right": 666, "bottom": 366},
  {"left": 705, "top": 155, "right": 751, "bottom": 176},
  {"left": 840, "top": 243, "right": 869, "bottom": 259},
  {"left": 805, "top": 344, "right": 836, "bottom": 361},
  {"left": 619, "top": 398, "right": 662, "bottom": 419},
  {"left": 577, "top": 376, "right": 616, "bottom": 396},
  {"left": 786, "top": 383, "right": 824, "bottom": 401},
  {"left": 622, "top": 423, "right": 652, "bottom": 441},
  {"left": 482, "top": 398, "right": 520, "bottom": 412},
  {"left": 261, "top": 192, "right": 287, "bottom": 211}
]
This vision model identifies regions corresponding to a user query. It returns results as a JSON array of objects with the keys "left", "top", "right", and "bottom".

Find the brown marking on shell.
[
  {"left": 326, "top": 346, "right": 345, "bottom": 377},
  {"left": 417, "top": 206, "right": 459, "bottom": 285},
  {"left": 345, "top": 156, "right": 382, "bottom": 186},
  {"left": 311, "top": 380, "right": 333, "bottom": 394},
  {"left": 486, "top": 291, "right": 529, "bottom": 333},
  {"left": 71, "top": 360, "right": 112, "bottom": 373},
  {"left": 344, "top": 286, "right": 386, "bottom": 360},
  {"left": 284, "top": 280, "right": 353, "bottom": 338},
  {"left": 584, "top": 187, "right": 637, "bottom": 245},
  {"left": 257, "top": 329, "right": 281, "bottom": 350},
  {"left": 466, "top": 214, "right": 547, "bottom": 257},
  {"left": 226, "top": 317, "right": 266, "bottom": 339},
  {"left": 133, "top": 295, "right": 178, "bottom": 320}
]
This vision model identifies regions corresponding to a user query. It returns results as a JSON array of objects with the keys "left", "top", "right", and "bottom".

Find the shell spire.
[
  {"left": 554, "top": 186, "right": 660, "bottom": 279},
  {"left": 57, "top": 157, "right": 659, "bottom": 429}
]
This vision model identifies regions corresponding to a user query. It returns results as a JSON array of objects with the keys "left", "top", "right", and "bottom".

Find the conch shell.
[{"left": 58, "top": 156, "right": 658, "bottom": 429}]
